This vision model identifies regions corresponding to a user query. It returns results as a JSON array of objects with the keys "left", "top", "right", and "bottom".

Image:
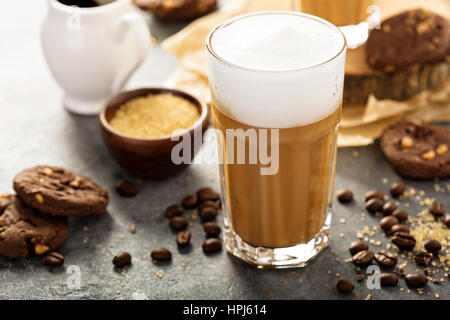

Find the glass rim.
[{"left": 206, "top": 11, "right": 347, "bottom": 74}]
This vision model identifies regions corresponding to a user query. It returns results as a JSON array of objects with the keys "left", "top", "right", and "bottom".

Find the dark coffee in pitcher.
[{"left": 58, "top": 0, "right": 113, "bottom": 8}]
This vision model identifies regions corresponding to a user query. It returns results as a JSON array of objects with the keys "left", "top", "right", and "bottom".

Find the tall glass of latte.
[{"left": 206, "top": 11, "right": 346, "bottom": 268}]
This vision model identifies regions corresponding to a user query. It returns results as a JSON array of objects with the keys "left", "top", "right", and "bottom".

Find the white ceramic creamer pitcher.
[{"left": 42, "top": 0, "right": 151, "bottom": 115}]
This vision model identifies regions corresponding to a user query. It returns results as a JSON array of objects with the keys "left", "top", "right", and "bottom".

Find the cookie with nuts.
[
  {"left": 380, "top": 122, "right": 450, "bottom": 179},
  {"left": 0, "top": 195, "right": 68, "bottom": 258},
  {"left": 366, "top": 9, "right": 450, "bottom": 71},
  {"left": 13, "top": 166, "right": 110, "bottom": 216},
  {"left": 133, "top": 0, "right": 217, "bottom": 21}
]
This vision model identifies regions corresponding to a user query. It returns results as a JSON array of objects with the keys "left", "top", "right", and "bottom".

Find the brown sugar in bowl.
[{"left": 99, "top": 88, "right": 209, "bottom": 179}]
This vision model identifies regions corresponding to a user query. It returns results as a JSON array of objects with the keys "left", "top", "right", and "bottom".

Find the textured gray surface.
[{"left": 0, "top": 1, "right": 448, "bottom": 300}]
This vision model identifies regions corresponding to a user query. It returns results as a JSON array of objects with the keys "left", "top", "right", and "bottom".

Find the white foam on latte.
[{"left": 207, "top": 12, "right": 347, "bottom": 128}]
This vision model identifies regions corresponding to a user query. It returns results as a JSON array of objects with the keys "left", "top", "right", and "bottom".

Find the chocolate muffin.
[{"left": 366, "top": 9, "right": 450, "bottom": 72}]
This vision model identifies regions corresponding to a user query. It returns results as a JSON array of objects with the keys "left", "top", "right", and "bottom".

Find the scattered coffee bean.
[
  {"left": 337, "top": 189, "right": 353, "bottom": 203},
  {"left": 199, "top": 206, "right": 218, "bottom": 222},
  {"left": 392, "top": 209, "right": 408, "bottom": 222},
  {"left": 130, "top": 223, "right": 136, "bottom": 234},
  {"left": 198, "top": 200, "right": 220, "bottom": 211},
  {"left": 197, "top": 187, "right": 220, "bottom": 202},
  {"left": 203, "top": 222, "right": 221, "bottom": 237},
  {"left": 374, "top": 250, "right": 398, "bottom": 268},
  {"left": 388, "top": 224, "right": 410, "bottom": 235},
  {"left": 397, "top": 268, "right": 406, "bottom": 278},
  {"left": 382, "top": 201, "right": 398, "bottom": 215},
  {"left": 182, "top": 194, "right": 198, "bottom": 208},
  {"left": 202, "top": 238, "right": 222, "bottom": 253},
  {"left": 113, "top": 252, "right": 132, "bottom": 267},
  {"left": 430, "top": 201, "right": 445, "bottom": 217},
  {"left": 115, "top": 180, "right": 138, "bottom": 197},
  {"left": 349, "top": 241, "right": 369, "bottom": 255},
  {"left": 165, "top": 204, "right": 183, "bottom": 218},
  {"left": 444, "top": 214, "right": 450, "bottom": 228},
  {"left": 414, "top": 251, "right": 433, "bottom": 266},
  {"left": 424, "top": 239, "right": 441, "bottom": 254},
  {"left": 432, "top": 278, "right": 440, "bottom": 284},
  {"left": 380, "top": 216, "right": 399, "bottom": 232},
  {"left": 424, "top": 268, "right": 432, "bottom": 276},
  {"left": 151, "top": 248, "right": 172, "bottom": 261},
  {"left": 364, "top": 189, "right": 384, "bottom": 202},
  {"left": 391, "top": 232, "right": 416, "bottom": 250},
  {"left": 380, "top": 273, "right": 399, "bottom": 286},
  {"left": 405, "top": 273, "right": 428, "bottom": 287},
  {"left": 365, "top": 198, "right": 384, "bottom": 213},
  {"left": 389, "top": 182, "right": 406, "bottom": 198},
  {"left": 176, "top": 230, "right": 191, "bottom": 246},
  {"left": 169, "top": 216, "right": 188, "bottom": 230},
  {"left": 336, "top": 279, "right": 354, "bottom": 294},
  {"left": 44, "top": 251, "right": 65, "bottom": 267},
  {"left": 356, "top": 274, "right": 365, "bottom": 283},
  {"left": 352, "top": 250, "right": 374, "bottom": 267}
]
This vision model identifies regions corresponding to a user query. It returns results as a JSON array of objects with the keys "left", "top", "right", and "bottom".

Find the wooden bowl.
[{"left": 99, "top": 88, "right": 209, "bottom": 179}]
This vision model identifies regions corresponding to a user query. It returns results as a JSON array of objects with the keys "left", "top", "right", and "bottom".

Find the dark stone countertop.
[{"left": 0, "top": 1, "right": 448, "bottom": 300}]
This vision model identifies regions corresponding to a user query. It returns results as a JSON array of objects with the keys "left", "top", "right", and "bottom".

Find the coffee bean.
[
  {"left": 391, "top": 232, "right": 416, "bottom": 250},
  {"left": 380, "top": 273, "right": 399, "bottom": 286},
  {"left": 397, "top": 268, "right": 406, "bottom": 278},
  {"left": 352, "top": 250, "right": 374, "bottom": 267},
  {"left": 198, "top": 200, "right": 220, "bottom": 211},
  {"left": 444, "top": 214, "right": 450, "bottom": 228},
  {"left": 424, "top": 267, "right": 432, "bottom": 276},
  {"left": 392, "top": 209, "right": 408, "bottom": 222},
  {"left": 202, "top": 238, "right": 222, "bottom": 253},
  {"left": 115, "top": 180, "right": 138, "bottom": 197},
  {"left": 182, "top": 194, "right": 198, "bottom": 209},
  {"left": 130, "top": 223, "right": 136, "bottom": 234},
  {"left": 165, "top": 204, "right": 183, "bottom": 218},
  {"left": 390, "top": 182, "right": 406, "bottom": 198},
  {"left": 430, "top": 201, "right": 445, "bottom": 217},
  {"left": 364, "top": 189, "right": 384, "bottom": 202},
  {"left": 112, "top": 252, "right": 132, "bottom": 267},
  {"left": 199, "top": 207, "right": 218, "bottom": 222},
  {"left": 382, "top": 201, "right": 398, "bottom": 215},
  {"left": 203, "top": 222, "right": 221, "bottom": 237},
  {"left": 424, "top": 239, "right": 441, "bottom": 254},
  {"left": 413, "top": 251, "right": 433, "bottom": 266},
  {"left": 336, "top": 279, "right": 354, "bottom": 294},
  {"left": 169, "top": 216, "right": 188, "bottom": 230},
  {"left": 389, "top": 224, "right": 410, "bottom": 235},
  {"left": 349, "top": 241, "right": 369, "bottom": 255},
  {"left": 356, "top": 274, "right": 365, "bottom": 283},
  {"left": 365, "top": 198, "right": 384, "bottom": 213},
  {"left": 374, "top": 250, "right": 398, "bottom": 268},
  {"left": 380, "top": 216, "right": 399, "bottom": 232},
  {"left": 405, "top": 273, "right": 428, "bottom": 287},
  {"left": 197, "top": 187, "right": 220, "bottom": 202},
  {"left": 336, "top": 189, "right": 353, "bottom": 203},
  {"left": 44, "top": 251, "right": 65, "bottom": 267},
  {"left": 151, "top": 248, "right": 171, "bottom": 261},
  {"left": 176, "top": 230, "right": 191, "bottom": 246}
]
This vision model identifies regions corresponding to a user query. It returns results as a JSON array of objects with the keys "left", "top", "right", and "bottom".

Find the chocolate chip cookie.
[
  {"left": 13, "top": 166, "right": 110, "bottom": 216},
  {"left": 134, "top": 0, "right": 217, "bottom": 21},
  {"left": 366, "top": 9, "right": 450, "bottom": 71},
  {"left": 380, "top": 122, "right": 450, "bottom": 179},
  {"left": 0, "top": 194, "right": 69, "bottom": 258}
]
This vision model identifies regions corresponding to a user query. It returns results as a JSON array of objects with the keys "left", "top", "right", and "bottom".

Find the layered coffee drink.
[
  {"left": 298, "top": 0, "right": 374, "bottom": 26},
  {"left": 206, "top": 12, "right": 346, "bottom": 268}
]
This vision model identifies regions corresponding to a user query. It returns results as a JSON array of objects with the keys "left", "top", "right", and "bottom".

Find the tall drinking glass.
[{"left": 206, "top": 11, "right": 346, "bottom": 268}]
